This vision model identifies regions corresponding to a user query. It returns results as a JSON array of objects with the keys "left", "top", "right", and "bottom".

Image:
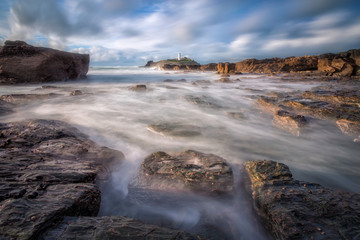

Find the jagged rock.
[
  {"left": 318, "top": 57, "right": 355, "bottom": 77},
  {"left": 0, "top": 40, "right": 89, "bottom": 84},
  {"left": 234, "top": 56, "right": 318, "bottom": 74},
  {"left": 70, "top": 90, "right": 83, "bottom": 96},
  {"left": 302, "top": 87, "right": 360, "bottom": 105},
  {"left": 217, "top": 62, "right": 237, "bottom": 74},
  {"left": 0, "top": 119, "right": 124, "bottom": 239},
  {"left": 41, "top": 216, "right": 202, "bottom": 240},
  {"left": 0, "top": 99, "right": 13, "bottom": 116},
  {"left": 135, "top": 150, "right": 234, "bottom": 194},
  {"left": 245, "top": 160, "right": 360, "bottom": 240},
  {"left": 129, "top": 84, "right": 147, "bottom": 91},
  {"left": 200, "top": 63, "right": 218, "bottom": 71},
  {"left": 147, "top": 123, "right": 201, "bottom": 137},
  {"left": 272, "top": 110, "right": 307, "bottom": 136},
  {"left": 1, "top": 93, "right": 61, "bottom": 104}
]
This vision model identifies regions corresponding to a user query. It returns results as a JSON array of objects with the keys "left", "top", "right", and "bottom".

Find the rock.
[
  {"left": 217, "top": 62, "right": 237, "bottom": 74},
  {"left": 0, "top": 119, "right": 124, "bottom": 239},
  {"left": 136, "top": 150, "right": 234, "bottom": 194},
  {"left": 318, "top": 57, "right": 356, "bottom": 77},
  {"left": 245, "top": 160, "right": 360, "bottom": 240},
  {"left": 147, "top": 123, "right": 201, "bottom": 137},
  {"left": 226, "top": 111, "right": 246, "bottom": 120},
  {"left": 177, "top": 78, "right": 187, "bottom": 82},
  {"left": 254, "top": 96, "right": 284, "bottom": 114},
  {"left": 272, "top": 110, "right": 307, "bottom": 136},
  {"left": 70, "top": 90, "right": 83, "bottom": 96},
  {"left": 145, "top": 60, "right": 155, "bottom": 67},
  {"left": 144, "top": 59, "right": 201, "bottom": 71},
  {"left": 1, "top": 93, "right": 61, "bottom": 104},
  {"left": 0, "top": 40, "right": 89, "bottom": 84},
  {"left": 41, "top": 216, "right": 202, "bottom": 239},
  {"left": 163, "top": 79, "right": 174, "bottom": 82},
  {"left": 129, "top": 84, "right": 147, "bottom": 91},
  {"left": 234, "top": 56, "right": 318, "bottom": 74},
  {"left": 336, "top": 118, "right": 360, "bottom": 136},
  {"left": 200, "top": 63, "right": 217, "bottom": 71},
  {"left": 183, "top": 95, "right": 221, "bottom": 109},
  {"left": 302, "top": 87, "right": 360, "bottom": 105}
]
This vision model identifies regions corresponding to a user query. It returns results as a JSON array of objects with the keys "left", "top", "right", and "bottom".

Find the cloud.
[{"left": 1, "top": 0, "right": 359, "bottom": 64}]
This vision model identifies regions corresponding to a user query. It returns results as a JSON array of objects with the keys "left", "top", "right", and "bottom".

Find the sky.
[{"left": 0, "top": 0, "right": 359, "bottom": 66}]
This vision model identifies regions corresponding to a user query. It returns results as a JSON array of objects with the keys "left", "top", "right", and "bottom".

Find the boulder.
[
  {"left": 0, "top": 119, "right": 124, "bottom": 239},
  {"left": 70, "top": 90, "right": 83, "bottom": 96},
  {"left": 1, "top": 93, "right": 61, "bottom": 104},
  {"left": 272, "top": 110, "right": 307, "bottom": 136},
  {"left": 0, "top": 40, "right": 89, "bottom": 84},
  {"left": 245, "top": 160, "right": 360, "bottom": 240},
  {"left": 336, "top": 118, "right": 360, "bottom": 136},
  {"left": 135, "top": 150, "right": 234, "bottom": 194},
  {"left": 41, "top": 216, "right": 202, "bottom": 239}
]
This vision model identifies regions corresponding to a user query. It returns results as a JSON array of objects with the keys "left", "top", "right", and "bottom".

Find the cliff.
[{"left": 0, "top": 40, "right": 89, "bottom": 84}]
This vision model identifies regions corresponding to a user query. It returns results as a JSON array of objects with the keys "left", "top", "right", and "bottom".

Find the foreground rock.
[
  {"left": 0, "top": 40, "right": 89, "bottom": 84},
  {"left": 245, "top": 160, "right": 360, "bottom": 240},
  {"left": 0, "top": 119, "right": 124, "bottom": 239},
  {"left": 135, "top": 150, "right": 234, "bottom": 194},
  {"left": 42, "top": 216, "right": 202, "bottom": 240}
]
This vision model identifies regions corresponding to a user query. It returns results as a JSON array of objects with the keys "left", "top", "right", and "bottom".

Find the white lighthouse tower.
[{"left": 177, "top": 52, "right": 181, "bottom": 61}]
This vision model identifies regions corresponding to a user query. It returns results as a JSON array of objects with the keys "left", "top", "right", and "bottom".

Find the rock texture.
[
  {"left": 272, "top": 110, "right": 307, "bottom": 136},
  {"left": 144, "top": 59, "right": 201, "bottom": 71},
  {"left": 135, "top": 150, "right": 234, "bottom": 194},
  {"left": 0, "top": 119, "right": 124, "bottom": 239},
  {"left": 0, "top": 40, "right": 89, "bottom": 84},
  {"left": 147, "top": 123, "right": 202, "bottom": 137},
  {"left": 245, "top": 160, "right": 360, "bottom": 240},
  {"left": 217, "top": 62, "right": 237, "bottom": 74},
  {"left": 41, "top": 216, "right": 202, "bottom": 240}
]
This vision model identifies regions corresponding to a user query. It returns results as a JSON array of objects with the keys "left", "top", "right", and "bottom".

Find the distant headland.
[{"left": 145, "top": 49, "right": 360, "bottom": 78}]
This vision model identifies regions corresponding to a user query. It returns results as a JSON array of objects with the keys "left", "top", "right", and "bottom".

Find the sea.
[{"left": 1, "top": 66, "right": 359, "bottom": 239}]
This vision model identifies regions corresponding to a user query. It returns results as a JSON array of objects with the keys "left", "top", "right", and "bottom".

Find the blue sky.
[{"left": 0, "top": 0, "right": 359, "bottom": 65}]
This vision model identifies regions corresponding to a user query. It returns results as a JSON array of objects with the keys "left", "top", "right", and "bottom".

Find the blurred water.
[{"left": 1, "top": 66, "right": 359, "bottom": 239}]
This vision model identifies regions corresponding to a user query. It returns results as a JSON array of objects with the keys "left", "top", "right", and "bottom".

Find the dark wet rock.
[
  {"left": 0, "top": 40, "right": 89, "bottom": 84},
  {"left": 70, "top": 90, "right": 83, "bottom": 96},
  {"left": 163, "top": 79, "right": 174, "bottom": 82},
  {"left": 191, "top": 80, "right": 211, "bottom": 86},
  {"left": 136, "top": 150, "right": 234, "bottom": 194},
  {"left": 147, "top": 123, "right": 201, "bottom": 137},
  {"left": 41, "top": 216, "right": 202, "bottom": 240},
  {"left": 272, "top": 110, "right": 307, "bottom": 136},
  {"left": 184, "top": 95, "right": 221, "bottom": 109},
  {"left": 0, "top": 93, "right": 61, "bottom": 105},
  {"left": 245, "top": 160, "right": 360, "bottom": 240},
  {"left": 0, "top": 119, "right": 124, "bottom": 239},
  {"left": 129, "top": 84, "right": 147, "bottom": 91},
  {"left": 226, "top": 111, "right": 246, "bottom": 120},
  {"left": 177, "top": 78, "right": 187, "bottom": 82}
]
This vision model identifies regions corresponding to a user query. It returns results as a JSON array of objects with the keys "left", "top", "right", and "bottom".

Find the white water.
[{"left": 1, "top": 66, "right": 359, "bottom": 239}]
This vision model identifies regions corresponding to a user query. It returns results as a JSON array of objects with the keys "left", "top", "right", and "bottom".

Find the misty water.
[{"left": 1, "top": 67, "right": 359, "bottom": 239}]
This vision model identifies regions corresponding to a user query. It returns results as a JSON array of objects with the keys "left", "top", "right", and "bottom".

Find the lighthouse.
[{"left": 177, "top": 52, "right": 181, "bottom": 61}]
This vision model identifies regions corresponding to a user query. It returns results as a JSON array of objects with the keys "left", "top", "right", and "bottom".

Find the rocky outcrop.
[
  {"left": 217, "top": 62, "right": 237, "bottom": 74},
  {"left": 234, "top": 56, "right": 318, "bottom": 74},
  {"left": 129, "top": 84, "right": 147, "bottom": 91},
  {"left": 0, "top": 40, "right": 89, "bottom": 84},
  {"left": 0, "top": 119, "right": 124, "bottom": 239},
  {"left": 42, "top": 216, "right": 202, "bottom": 239},
  {"left": 245, "top": 160, "right": 360, "bottom": 240},
  {"left": 1, "top": 93, "right": 61, "bottom": 104},
  {"left": 200, "top": 63, "right": 217, "bottom": 71},
  {"left": 135, "top": 150, "right": 234, "bottom": 194},
  {"left": 144, "top": 58, "right": 201, "bottom": 71}
]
